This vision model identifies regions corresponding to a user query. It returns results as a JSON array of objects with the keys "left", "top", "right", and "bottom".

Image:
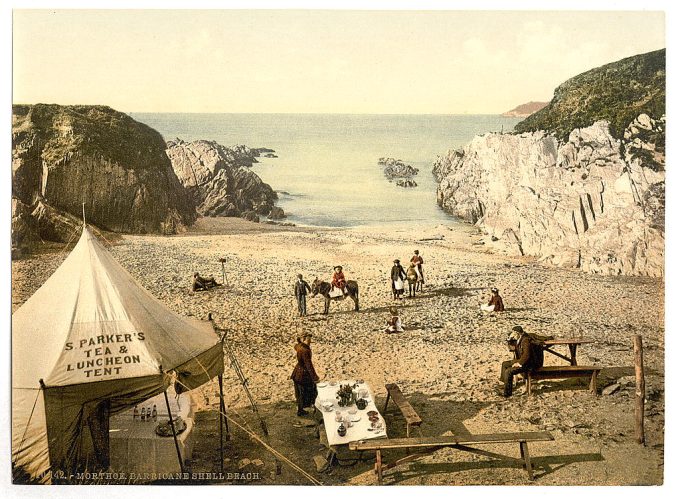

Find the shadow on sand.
[{"left": 188, "top": 389, "right": 605, "bottom": 485}]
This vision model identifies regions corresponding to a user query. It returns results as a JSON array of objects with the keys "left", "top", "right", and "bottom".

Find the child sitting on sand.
[
  {"left": 481, "top": 287, "right": 505, "bottom": 312},
  {"left": 384, "top": 306, "right": 404, "bottom": 333}
]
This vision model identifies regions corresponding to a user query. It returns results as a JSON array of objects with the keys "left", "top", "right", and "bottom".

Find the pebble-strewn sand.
[{"left": 11, "top": 218, "right": 665, "bottom": 485}]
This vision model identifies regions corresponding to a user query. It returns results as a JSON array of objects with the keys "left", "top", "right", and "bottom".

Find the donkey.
[
  {"left": 311, "top": 278, "right": 360, "bottom": 315},
  {"left": 407, "top": 271, "right": 419, "bottom": 297}
]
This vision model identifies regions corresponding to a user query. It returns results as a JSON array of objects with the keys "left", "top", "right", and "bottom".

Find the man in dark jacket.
[
  {"left": 291, "top": 333, "right": 320, "bottom": 416},
  {"left": 294, "top": 274, "right": 312, "bottom": 316},
  {"left": 500, "top": 325, "right": 544, "bottom": 397}
]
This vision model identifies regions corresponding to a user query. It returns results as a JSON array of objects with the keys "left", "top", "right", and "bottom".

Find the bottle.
[
  {"left": 151, "top": 404, "right": 158, "bottom": 421},
  {"left": 140, "top": 407, "right": 146, "bottom": 421},
  {"left": 146, "top": 407, "right": 152, "bottom": 421},
  {"left": 133, "top": 405, "right": 139, "bottom": 420}
]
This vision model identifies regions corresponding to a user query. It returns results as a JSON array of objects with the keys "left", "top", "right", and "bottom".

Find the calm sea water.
[{"left": 131, "top": 113, "right": 520, "bottom": 227}]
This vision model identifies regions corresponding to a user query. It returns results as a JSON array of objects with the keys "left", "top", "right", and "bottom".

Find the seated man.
[
  {"left": 331, "top": 265, "right": 348, "bottom": 296},
  {"left": 481, "top": 287, "right": 505, "bottom": 312},
  {"left": 500, "top": 325, "right": 544, "bottom": 397},
  {"left": 192, "top": 272, "right": 219, "bottom": 292}
]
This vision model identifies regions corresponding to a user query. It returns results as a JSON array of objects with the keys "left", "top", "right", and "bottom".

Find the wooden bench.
[
  {"left": 349, "top": 431, "right": 554, "bottom": 484},
  {"left": 383, "top": 383, "right": 422, "bottom": 437},
  {"left": 526, "top": 366, "right": 601, "bottom": 396}
]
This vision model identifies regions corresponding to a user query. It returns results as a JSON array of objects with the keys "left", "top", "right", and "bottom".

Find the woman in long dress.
[
  {"left": 390, "top": 259, "right": 407, "bottom": 300},
  {"left": 290, "top": 333, "right": 320, "bottom": 416}
]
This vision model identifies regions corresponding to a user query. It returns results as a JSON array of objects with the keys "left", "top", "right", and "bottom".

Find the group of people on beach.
[
  {"left": 290, "top": 321, "right": 547, "bottom": 417},
  {"left": 390, "top": 250, "right": 425, "bottom": 300},
  {"left": 190, "top": 249, "right": 525, "bottom": 417}
]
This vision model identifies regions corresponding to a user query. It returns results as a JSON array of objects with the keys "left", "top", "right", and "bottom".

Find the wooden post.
[
  {"left": 163, "top": 389, "right": 186, "bottom": 474},
  {"left": 634, "top": 335, "right": 645, "bottom": 445},
  {"left": 520, "top": 441, "right": 533, "bottom": 480},
  {"left": 219, "top": 258, "right": 227, "bottom": 285}
]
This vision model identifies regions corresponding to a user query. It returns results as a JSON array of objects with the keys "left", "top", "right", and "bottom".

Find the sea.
[{"left": 131, "top": 113, "right": 521, "bottom": 228}]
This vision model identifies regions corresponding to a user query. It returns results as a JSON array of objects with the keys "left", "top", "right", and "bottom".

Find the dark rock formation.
[
  {"left": 166, "top": 139, "right": 281, "bottom": 219},
  {"left": 378, "top": 157, "right": 419, "bottom": 178},
  {"left": 268, "top": 206, "right": 286, "bottom": 220},
  {"left": 240, "top": 210, "right": 260, "bottom": 223},
  {"left": 396, "top": 179, "right": 418, "bottom": 188},
  {"left": 434, "top": 49, "right": 665, "bottom": 277},
  {"left": 11, "top": 104, "right": 195, "bottom": 250}
]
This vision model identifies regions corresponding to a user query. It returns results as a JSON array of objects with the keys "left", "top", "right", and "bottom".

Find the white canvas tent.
[{"left": 12, "top": 226, "right": 224, "bottom": 483}]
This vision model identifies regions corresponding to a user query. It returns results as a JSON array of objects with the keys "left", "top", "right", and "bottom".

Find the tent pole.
[
  {"left": 218, "top": 374, "right": 230, "bottom": 439},
  {"left": 218, "top": 375, "right": 224, "bottom": 473},
  {"left": 163, "top": 389, "right": 185, "bottom": 475}
]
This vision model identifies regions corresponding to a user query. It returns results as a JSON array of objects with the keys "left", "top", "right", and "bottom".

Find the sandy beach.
[{"left": 11, "top": 217, "right": 665, "bottom": 485}]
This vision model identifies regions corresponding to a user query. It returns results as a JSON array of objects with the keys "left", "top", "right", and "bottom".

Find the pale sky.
[{"left": 12, "top": 9, "right": 665, "bottom": 114}]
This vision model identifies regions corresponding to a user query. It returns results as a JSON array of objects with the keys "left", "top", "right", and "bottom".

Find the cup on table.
[
  {"left": 335, "top": 410, "right": 342, "bottom": 422},
  {"left": 358, "top": 388, "right": 368, "bottom": 398}
]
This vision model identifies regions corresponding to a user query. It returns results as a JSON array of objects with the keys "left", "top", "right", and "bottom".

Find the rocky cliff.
[
  {"left": 515, "top": 49, "right": 665, "bottom": 140},
  {"left": 501, "top": 101, "right": 548, "bottom": 118},
  {"left": 166, "top": 139, "right": 281, "bottom": 222},
  {"left": 12, "top": 104, "right": 195, "bottom": 250},
  {"left": 434, "top": 50, "right": 665, "bottom": 277}
]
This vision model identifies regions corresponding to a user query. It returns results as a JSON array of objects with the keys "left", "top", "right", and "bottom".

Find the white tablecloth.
[
  {"left": 315, "top": 380, "right": 387, "bottom": 447},
  {"left": 109, "top": 388, "right": 196, "bottom": 476}
]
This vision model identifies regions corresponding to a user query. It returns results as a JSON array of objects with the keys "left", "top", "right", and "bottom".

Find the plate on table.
[
  {"left": 350, "top": 414, "right": 361, "bottom": 422},
  {"left": 329, "top": 381, "right": 337, "bottom": 387},
  {"left": 317, "top": 382, "right": 328, "bottom": 388}
]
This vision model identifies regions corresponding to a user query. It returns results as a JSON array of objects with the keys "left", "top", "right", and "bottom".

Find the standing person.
[
  {"left": 481, "top": 287, "right": 505, "bottom": 312},
  {"left": 500, "top": 326, "right": 544, "bottom": 397},
  {"left": 410, "top": 250, "right": 425, "bottom": 286},
  {"left": 331, "top": 265, "right": 348, "bottom": 296},
  {"left": 291, "top": 333, "right": 320, "bottom": 416},
  {"left": 390, "top": 259, "right": 407, "bottom": 300},
  {"left": 294, "top": 274, "right": 312, "bottom": 317}
]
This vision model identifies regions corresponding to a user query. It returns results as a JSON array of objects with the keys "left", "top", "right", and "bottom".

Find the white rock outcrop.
[{"left": 433, "top": 117, "right": 664, "bottom": 276}]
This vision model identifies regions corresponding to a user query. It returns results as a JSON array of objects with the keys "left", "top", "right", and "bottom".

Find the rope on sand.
[
  {"left": 222, "top": 410, "right": 323, "bottom": 486},
  {"left": 173, "top": 377, "right": 323, "bottom": 486}
]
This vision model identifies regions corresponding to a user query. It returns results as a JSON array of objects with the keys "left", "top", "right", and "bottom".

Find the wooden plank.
[
  {"left": 385, "top": 384, "right": 422, "bottom": 425},
  {"left": 543, "top": 347, "right": 574, "bottom": 365},
  {"left": 532, "top": 365, "right": 600, "bottom": 373},
  {"left": 530, "top": 370, "right": 599, "bottom": 381},
  {"left": 634, "top": 334, "right": 645, "bottom": 444},
  {"left": 349, "top": 432, "right": 554, "bottom": 451},
  {"left": 542, "top": 339, "right": 594, "bottom": 345}
]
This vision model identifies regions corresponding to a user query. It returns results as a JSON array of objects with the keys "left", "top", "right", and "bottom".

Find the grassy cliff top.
[
  {"left": 12, "top": 104, "right": 169, "bottom": 170},
  {"left": 514, "top": 49, "right": 665, "bottom": 141}
]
